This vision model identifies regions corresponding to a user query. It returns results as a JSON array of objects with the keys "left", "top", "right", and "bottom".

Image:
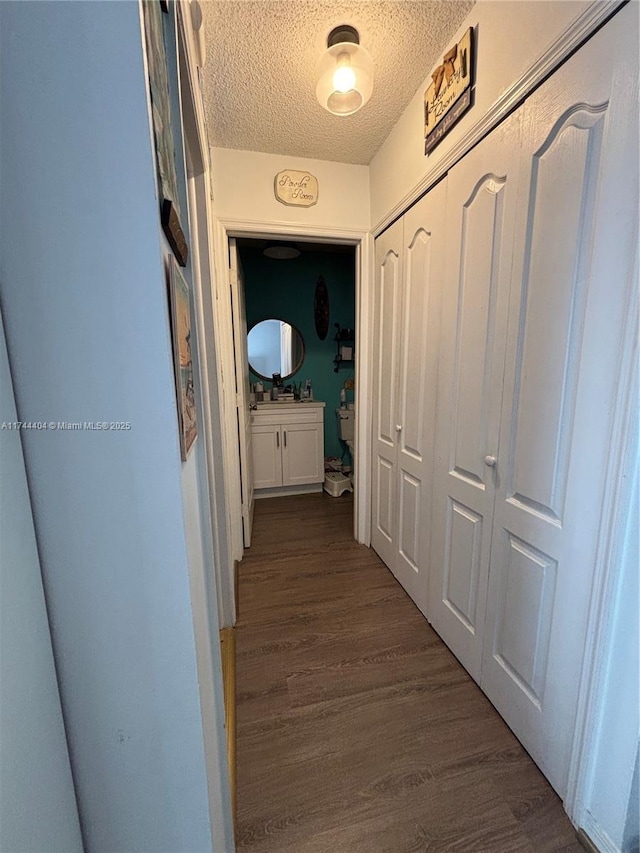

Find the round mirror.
[{"left": 247, "top": 319, "right": 305, "bottom": 381}]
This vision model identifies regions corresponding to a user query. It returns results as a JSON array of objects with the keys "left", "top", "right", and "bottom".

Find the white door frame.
[
  {"left": 177, "top": 7, "right": 235, "bottom": 628},
  {"left": 212, "top": 216, "right": 374, "bottom": 588},
  {"left": 177, "top": 7, "right": 236, "bottom": 850},
  {"left": 228, "top": 237, "right": 255, "bottom": 547},
  {"left": 564, "top": 256, "right": 639, "bottom": 834}
]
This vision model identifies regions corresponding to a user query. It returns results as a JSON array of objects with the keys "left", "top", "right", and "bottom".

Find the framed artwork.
[
  {"left": 424, "top": 27, "right": 474, "bottom": 155},
  {"left": 168, "top": 258, "right": 197, "bottom": 460},
  {"left": 142, "top": 0, "right": 189, "bottom": 266}
]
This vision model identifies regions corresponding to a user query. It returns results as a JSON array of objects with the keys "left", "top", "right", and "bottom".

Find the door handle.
[
  {"left": 484, "top": 455, "right": 497, "bottom": 468},
  {"left": 284, "top": 430, "right": 287, "bottom": 447},
  {"left": 276, "top": 432, "right": 279, "bottom": 448}
]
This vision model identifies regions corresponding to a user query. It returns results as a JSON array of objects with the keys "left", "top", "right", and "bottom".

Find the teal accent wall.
[{"left": 239, "top": 247, "right": 356, "bottom": 460}]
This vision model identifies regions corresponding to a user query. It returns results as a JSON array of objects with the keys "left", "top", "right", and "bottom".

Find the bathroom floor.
[{"left": 234, "top": 493, "right": 583, "bottom": 852}]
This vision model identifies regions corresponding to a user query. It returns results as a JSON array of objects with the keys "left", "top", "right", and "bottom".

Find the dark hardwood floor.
[{"left": 235, "top": 493, "right": 583, "bottom": 853}]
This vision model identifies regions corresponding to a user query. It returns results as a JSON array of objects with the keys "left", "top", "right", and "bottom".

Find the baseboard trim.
[
  {"left": 233, "top": 559, "right": 239, "bottom": 622},
  {"left": 219, "top": 627, "right": 237, "bottom": 836},
  {"left": 578, "top": 829, "right": 602, "bottom": 853},
  {"left": 577, "top": 815, "right": 622, "bottom": 853},
  {"left": 254, "top": 483, "right": 323, "bottom": 498}
]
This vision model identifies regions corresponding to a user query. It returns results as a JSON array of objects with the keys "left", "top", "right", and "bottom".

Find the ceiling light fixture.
[
  {"left": 263, "top": 242, "right": 301, "bottom": 260},
  {"left": 316, "top": 25, "right": 374, "bottom": 117}
]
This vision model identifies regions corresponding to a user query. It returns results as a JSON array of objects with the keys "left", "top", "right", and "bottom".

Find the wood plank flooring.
[{"left": 235, "top": 493, "right": 583, "bottom": 853}]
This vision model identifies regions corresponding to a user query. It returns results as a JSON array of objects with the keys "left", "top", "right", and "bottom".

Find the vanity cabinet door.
[
  {"left": 282, "top": 423, "right": 323, "bottom": 487},
  {"left": 251, "top": 424, "right": 282, "bottom": 490}
]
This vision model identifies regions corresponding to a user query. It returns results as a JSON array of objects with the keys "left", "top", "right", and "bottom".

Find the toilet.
[
  {"left": 324, "top": 407, "right": 356, "bottom": 497},
  {"left": 337, "top": 407, "right": 355, "bottom": 485}
]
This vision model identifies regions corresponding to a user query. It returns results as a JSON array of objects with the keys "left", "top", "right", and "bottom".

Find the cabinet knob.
[
  {"left": 484, "top": 455, "right": 497, "bottom": 468},
  {"left": 396, "top": 424, "right": 402, "bottom": 432}
]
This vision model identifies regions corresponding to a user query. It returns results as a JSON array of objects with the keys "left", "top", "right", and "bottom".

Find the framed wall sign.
[
  {"left": 274, "top": 170, "right": 319, "bottom": 207},
  {"left": 424, "top": 27, "right": 474, "bottom": 155}
]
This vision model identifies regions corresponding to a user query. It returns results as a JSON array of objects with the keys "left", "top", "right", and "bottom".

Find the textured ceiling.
[{"left": 201, "top": 1, "right": 474, "bottom": 165}]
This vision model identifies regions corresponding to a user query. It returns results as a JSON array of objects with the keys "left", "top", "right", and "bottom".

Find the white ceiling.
[{"left": 200, "top": 1, "right": 474, "bottom": 165}]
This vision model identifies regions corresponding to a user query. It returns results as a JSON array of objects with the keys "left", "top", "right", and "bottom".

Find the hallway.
[{"left": 235, "top": 494, "right": 583, "bottom": 852}]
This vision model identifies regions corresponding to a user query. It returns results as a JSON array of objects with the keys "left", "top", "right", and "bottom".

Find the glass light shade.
[
  {"left": 316, "top": 42, "right": 374, "bottom": 116},
  {"left": 332, "top": 52, "right": 356, "bottom": 93}
]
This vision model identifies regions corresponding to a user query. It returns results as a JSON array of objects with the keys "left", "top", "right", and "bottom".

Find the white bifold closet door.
[
  {"left": 429, "top": 4, "right": 638, "bottom": 799},
  {"left": 371, "top": 182, "right": 446, "bottom": 615},
  {"left": 428, "top": 111, "right": 522, "bottom": 680},
  {"left": 479, "top": 5, "right": 638, "bottom": 796}
]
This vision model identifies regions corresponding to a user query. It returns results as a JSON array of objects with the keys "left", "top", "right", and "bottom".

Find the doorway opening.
[
  {"left": 234, "top": 236, "right": 358, "bottom": 526},
  {"left": 213, "top": 220, "right": 373, "bottom": 626}
]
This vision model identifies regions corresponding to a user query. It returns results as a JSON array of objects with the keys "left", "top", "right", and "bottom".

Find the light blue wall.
[
  {"left": 0, "top": 309, "right": 83, "bottom": 852},
  {"left": 0, "top": 2, "right": 215, "bottom": 850},
  {"left": 623, "top": 749, "right": 639, "bottom": 853},
  {"left": 240, "top": 247, "right": 356, "bottom": 459}
]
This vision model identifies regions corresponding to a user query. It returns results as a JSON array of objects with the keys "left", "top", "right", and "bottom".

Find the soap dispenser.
[{"left": 340, "top": 388, "right": 347, "bottom": 408}]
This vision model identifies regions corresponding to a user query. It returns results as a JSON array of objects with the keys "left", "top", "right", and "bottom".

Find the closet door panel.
[
  {"left": 376, "top": 457, "right": 394, "bottom": 543},
  {"left": 451, "top": 176, "right": 507, "bottom": 487},
  {"left": 507, "top": 111, "right": 605, "bottom": 519},
  {"left": 482, "top": 3, "right": 639, "bottom": 798},
  {"left": 428, "top": 114, "right": 522, "bottom": 681},
  {"left": 371, "top": 219, "right": 403, "bottom": 570},
  {"left": 444, "top": 498, "right": 484, "bottom": 630},
  {"left": 398, "top": 471, "right": 420, "bottom": 570},
  {"left": 395, "top": 181, "right": 447, "bottom": 613},
  {"left": 490, "top": 532, "right": 557, "bottom": 702},
  {"left": 378, "top": 254, "right": 400, "bottom": 446},
  {"left": 400, "top": 228, "right": 432, "bottom": 458}
]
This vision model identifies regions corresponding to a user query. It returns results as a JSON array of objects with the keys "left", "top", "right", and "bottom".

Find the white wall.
[
  {"left": 370, "top": 0, "right": 592, "bottom": 228},
  {"left": 211, "top": 147, "right": 370, "bottom": 231},
  {"left": 208, "top": 147, "right": 372, "bottom": 552},
  {"left": 0, "top": 2, "right": 215, "bottom": 850},
  {"left": 0, "top": 309, "right": 83, "bottom": 853}
]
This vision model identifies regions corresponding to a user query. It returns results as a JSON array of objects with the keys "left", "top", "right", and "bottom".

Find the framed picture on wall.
[
  {"left": 424, "top": 27, "right": 474, "bottom": 155},
  {"left": 142, "top": 0, "right": 189, "bottom": 266},
  {"left": 168, "top": 257, "right": 197, "bottom": 460}
]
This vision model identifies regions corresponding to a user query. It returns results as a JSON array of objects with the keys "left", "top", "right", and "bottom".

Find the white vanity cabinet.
[{"left": 251, "top": 403, "right": 325, "bottom": 497}]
